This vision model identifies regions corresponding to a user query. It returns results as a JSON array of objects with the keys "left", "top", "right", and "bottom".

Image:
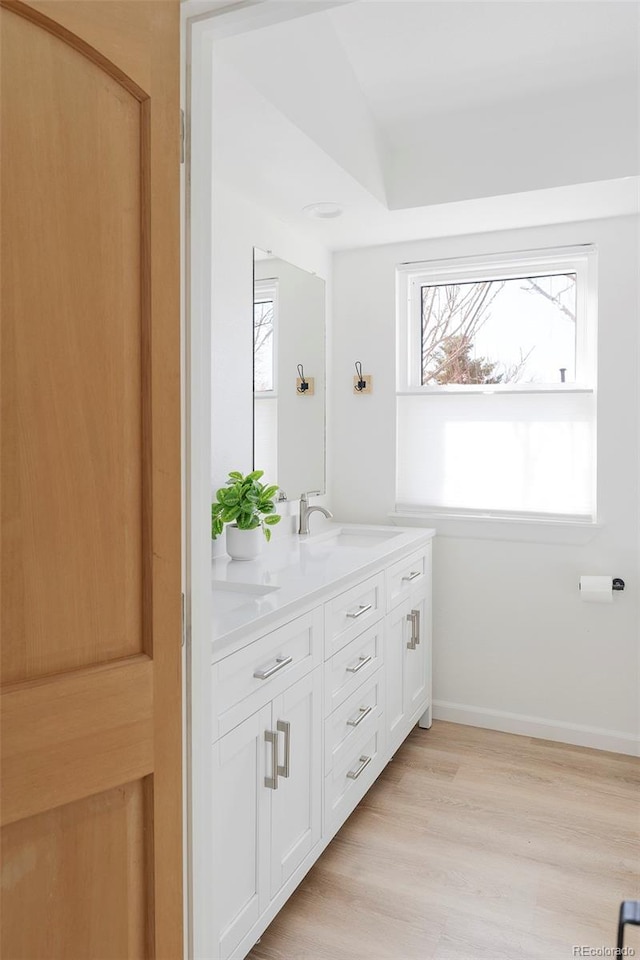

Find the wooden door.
[
  {"left": 0, "top": 2, "right": 182, "bottom": 957},
  {"left": 270, "top": 670, "right": 322, "bottom": 898},
  {"left": 212, "top": 706, "right": 271, "bottom": 960}
]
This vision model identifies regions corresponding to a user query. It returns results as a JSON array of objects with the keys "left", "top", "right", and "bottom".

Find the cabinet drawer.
[
  {"left": 213, "top": 607, "right": 323, "bottom": 738},
  {"left": 323, "top": 620, "right": 383, "bottom": 715},
  {"left": 386, "top": 544, "right": 430, "bottom": 611},
  {"left": 324, "top": 668, "right": 384, "bottom": 773},
  {"left": 324, "top": 572, "right": 384, "bottom": 659},
  {"left": 324, "top": 718, "right": 385, "bottom": 835}
]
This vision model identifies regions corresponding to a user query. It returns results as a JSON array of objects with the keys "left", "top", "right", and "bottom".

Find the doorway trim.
[{"left": 181, "top": 2, "right": 353, "bottom": 954}]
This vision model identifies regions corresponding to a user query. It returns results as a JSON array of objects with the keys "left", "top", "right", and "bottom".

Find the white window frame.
[
  {"left": 397, "top": 244, "right": 597, "bottom": 395},
  {"left": 394, "top": 244, "right": 599, "bottom": 529},
  {"left": 253, "top": 277, "right": 278, "bottom": 397}
]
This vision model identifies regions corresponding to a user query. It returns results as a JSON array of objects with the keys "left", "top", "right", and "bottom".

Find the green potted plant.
[{"left": 211, "top": 469, "right": 281, "bottom": 560}]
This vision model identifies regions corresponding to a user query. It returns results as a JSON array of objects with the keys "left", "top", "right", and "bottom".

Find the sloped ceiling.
[
  {"left": 327, "top": 1, "right": 639, "bottom": 131},
  {"left": 212, "top": 0, "right": 639, "bottom": 248}
]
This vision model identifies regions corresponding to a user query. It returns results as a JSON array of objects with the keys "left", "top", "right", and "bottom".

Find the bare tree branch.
[
  {"left": 421, "top": 274, "right": 577, "bottom": 385},
  {"left": 520, "top": 275, "right": 576, "bottom": 322},
  {"left": 421, "top": 280, "right": 506, "bottom": 383}
]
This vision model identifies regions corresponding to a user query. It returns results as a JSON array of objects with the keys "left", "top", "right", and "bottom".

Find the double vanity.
[
  {"left": 210, "top": 521, "right": 435, "bottom": 960},
  {"left": 206, "top": 248, "right": 434, "bottom": 959}
]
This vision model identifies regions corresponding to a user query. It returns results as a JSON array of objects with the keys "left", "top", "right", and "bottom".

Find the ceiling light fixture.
[{"left": 302, "top": 202, "right": 343, "bottom": 220}]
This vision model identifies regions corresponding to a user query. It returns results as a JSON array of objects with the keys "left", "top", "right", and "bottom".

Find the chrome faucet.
[{"left": 298, "top": 491, "right": 333, "bottom": 535}]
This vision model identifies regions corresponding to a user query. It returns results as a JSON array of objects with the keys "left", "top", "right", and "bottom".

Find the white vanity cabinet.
[
  {"left": 211, "top": 525, "right": 434, "bottom": 960},
  {"left": 385, "top": 590, "right": 431, "bottom": 755},
  {"left": 385, "top": 544, "right": 432, "bottom": 754},
  {"left": 322, "top": 577, "right": 387, "bottom": 835},
  {"left": 211, "top": 613, "right": 323, "bottom": 960},
  {"left": 269, "top": 669, "right": 322, "bottom": 898},
  {"left": 211, "top": 705, "right": 270, "bottom": 960}
]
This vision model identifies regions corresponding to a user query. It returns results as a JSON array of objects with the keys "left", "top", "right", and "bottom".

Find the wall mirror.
[{"left": 253, "top": 248, "right": 326, "bottom": 499}]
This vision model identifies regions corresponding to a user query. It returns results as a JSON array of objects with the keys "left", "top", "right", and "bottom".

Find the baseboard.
[{"left": 432, "top": 700, "right": 640, "bottom": 756}]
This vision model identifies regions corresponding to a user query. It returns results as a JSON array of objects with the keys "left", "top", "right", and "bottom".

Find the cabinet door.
[
  {"left": 212, "top": 704, "right": 271, "bottom": 960},
  {"left": 385, "top": 593, "right": 430, "bottom": 754},
  {"left": 385, "top": 601, "right": 408, "bottom": 750},
  {"left": 404, "top": 593, "right": 429, "bottom": 718},
  {"left": 270, "top": 670, "right": 322, "bottom": 899}
]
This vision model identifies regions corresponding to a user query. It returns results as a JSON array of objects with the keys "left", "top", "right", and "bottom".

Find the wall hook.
[
  {"left": 297, "top": 364, "right": 309, "bottom": 393},
  {"left": 296, "top": 364, "right": 314, "bottom": 395},
  {"left": 353, "top": 361, "right": 372, "bottom": 394}
]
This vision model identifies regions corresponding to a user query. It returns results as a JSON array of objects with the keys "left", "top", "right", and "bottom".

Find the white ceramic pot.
[{"left": 226, "top": 524, "right": 263, "bottom": 561}]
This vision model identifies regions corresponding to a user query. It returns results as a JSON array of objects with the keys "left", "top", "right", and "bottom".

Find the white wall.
[{"left": 330, "top": 216, "right": 639, "bottom": 752}]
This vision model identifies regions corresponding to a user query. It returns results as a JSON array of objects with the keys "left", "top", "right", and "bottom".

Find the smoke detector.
[{"left": 302, "top": 202, "right": 343, "bottom": 220}]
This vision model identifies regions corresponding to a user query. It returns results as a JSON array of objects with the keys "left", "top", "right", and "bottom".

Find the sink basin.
[
  {"left": 212, "top": 581, "right": 279, "bottom": 615},
  {"left": 303, "top": 526, "right": 403, "bottom": 549}
]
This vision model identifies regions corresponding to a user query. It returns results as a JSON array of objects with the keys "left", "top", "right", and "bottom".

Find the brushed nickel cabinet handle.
[
  {"left": 412, "top": 608, "right": 421, "bottom": 646},
  {"left": 406, "top": 611, "right": 416, "bottom": 649},
  {"left": 276, "top": 719, "right": 291, "bottom": 778},
  {"left": 346, "top": 654, "right": 372, "bottom": 674},
  {"left": 406, "top": 609, "right": 421, "bottom": 649},
  {"left": 347, "top": 755, "right": 372, "bottom": 780},
  {"left": 254, "top": 655, "right": 292, "bottom": 680},
  {"left": 346, "top": 705, "right": 373, "bottom": 728},
  {"left": 402, "top": 570, "right": 421, "bottom": 582},
  {"left": 264, "top": 730, "right": 278, "bottom": 790},
  {"left": 346, "top": 603, "right": 372, "bottom": 619}
]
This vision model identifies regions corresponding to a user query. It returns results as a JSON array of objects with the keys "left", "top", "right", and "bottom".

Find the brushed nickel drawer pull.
[
  {"left": 346, "top": 602, "right": 372, "bottom": 619},
  {"left": 264, "top": 730, "right": 278, "bottom": 790},
  {"left": 254, "top": 655, "right": 292, "bottom": 680},
  {"left": 347, "top": 755, "right": 372, "bottom": 780},
  {"left": 346, "top": 654, "right": 372, "bottom": 674},
  {"left": 402, "top": 570, "right": 421, "bottom": 582},
  {"left": 276, "top": 720, "right": 291, "bottom": 778},
  {"left": 347, "top": 705, "right": 373, "bottom": 728}
]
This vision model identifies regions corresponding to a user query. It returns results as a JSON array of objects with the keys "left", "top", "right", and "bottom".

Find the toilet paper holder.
[{"left": 579, "top": 577, "right": 625, "bottom": 592}]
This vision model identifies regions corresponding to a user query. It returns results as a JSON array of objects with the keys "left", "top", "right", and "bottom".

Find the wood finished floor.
[{"left": 248, "top": 721, "right": 640, "bottom": 960}]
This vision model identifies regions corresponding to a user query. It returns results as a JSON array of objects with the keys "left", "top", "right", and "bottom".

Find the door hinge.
[
  {"left": 181, "top": 591, "right": 186, "bottom": 647},
  {"left": 180, "top": 108, "right": 185, "bottom": 165}
]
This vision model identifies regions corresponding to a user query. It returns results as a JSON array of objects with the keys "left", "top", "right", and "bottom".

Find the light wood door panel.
[
  {"left": 0, "top": 1, "right": 181, "bottom": 957},
  {"left": 2, "top": 1, "right": 146, "bottom": 685},
  {"left": 2, "top": 780, "right": 148, "bottom": 960},
  {"left": 1, "top": 657, "right": 153, "bottom": 826}
]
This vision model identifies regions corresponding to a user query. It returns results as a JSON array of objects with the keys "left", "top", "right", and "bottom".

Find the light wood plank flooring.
[{"left": 248, "top": 721, "right": 640, "bottom": 960}]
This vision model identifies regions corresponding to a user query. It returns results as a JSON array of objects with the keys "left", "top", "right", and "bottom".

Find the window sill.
[{"left": 388, "top": 510, "right": 602, "bottom": 545}]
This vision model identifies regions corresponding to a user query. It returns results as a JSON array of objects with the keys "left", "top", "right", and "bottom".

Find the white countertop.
[{"left": 211, "top": 523, "right": 435, "bottom": 660}]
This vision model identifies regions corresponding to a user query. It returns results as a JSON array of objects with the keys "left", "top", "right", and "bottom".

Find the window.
[
  {"left": 253, "top": 278, "right": 277, "bottom": 393},
  {"left": 253, "top": 278, "right": 278, "bottom": 481},
  {"left": 420, "top": 274, "right": 577, "bottom": 386},
  {"left": 396, "top": 246, "right": 597, "bottom": 521}
]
